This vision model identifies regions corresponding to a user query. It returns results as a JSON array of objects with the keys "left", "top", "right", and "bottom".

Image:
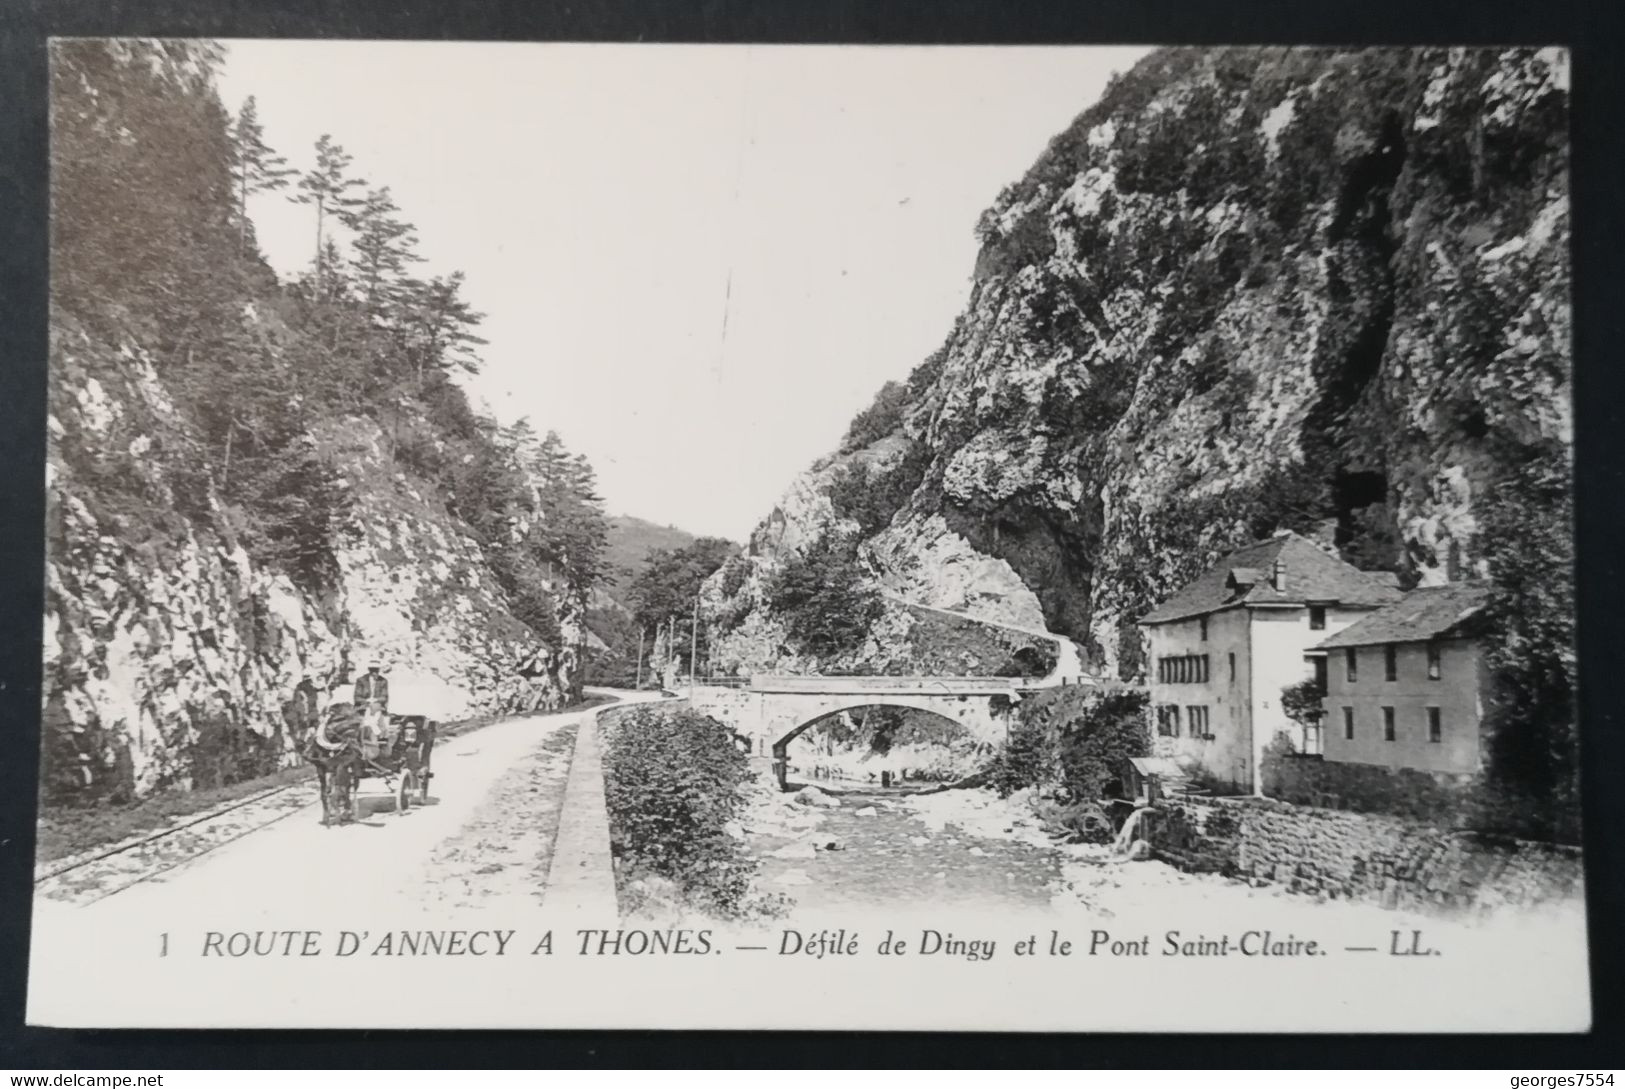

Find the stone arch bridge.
[{"left": 692, "top": 673, "right": 1090, "bottom": 788}]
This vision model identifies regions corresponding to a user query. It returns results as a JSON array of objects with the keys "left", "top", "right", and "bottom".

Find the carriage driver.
[{"left": 354, "top": 660, "right": 391, "bottom": 763}]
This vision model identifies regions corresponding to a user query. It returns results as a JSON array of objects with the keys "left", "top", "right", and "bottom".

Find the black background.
[{"left": 2, "top": 0, "right": 1622, "bottom": 1069}]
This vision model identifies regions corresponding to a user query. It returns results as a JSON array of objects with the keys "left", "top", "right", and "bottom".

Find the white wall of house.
[
  {"left": 1321, "top": 637, "right": 1486, "bottom": 775},
  {"left": 1147, "top": 602, "right": 1382, "bottom": 793},
  {"left": 1247, "top": 605, "right": 1372, "bottom": 785},
  {"left": 1146, "top": 607, "right": 1249, "bottom": 788}
]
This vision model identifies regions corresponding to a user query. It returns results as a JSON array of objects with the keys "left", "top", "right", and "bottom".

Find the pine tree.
[
  {"left": 229, "top": 96, "right": 295, "bottom": 257},
  {"left": 293, "top": 134, "right": 364, "bottom": 298},
  {"left": 518, "top": 430, "right": 609, "bottom": 607},
  {"left": 401, "top": 272, "right": 487, "bottom": 386},
  {"left": 343, "top": 185, "right": 422, "bottom": 312}
]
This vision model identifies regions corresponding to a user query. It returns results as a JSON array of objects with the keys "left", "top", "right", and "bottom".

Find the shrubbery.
[
  {"left": 989, "top": 687, "right": 1150, "bottom": 801},
  {"left": 761, "top": 534, "right": 884, "bottom": 660},
  {"left": 1280, "top": 678, "right": 1322, "bottom": 738},
  {"left": 600, "top": 705, "right": 766, "bottom": 918},
  {"left": 839, "top": 380, "right": 909, "bottom": 453},
  {"left": 1472, "top": 440, "right": 1578, "bottom": 844},
  {"left": 823, "top": 443, "right": 929, "bottom": 539},
  {"left": 1260, "top": 748, "right": 1572, "bottom": 843}
]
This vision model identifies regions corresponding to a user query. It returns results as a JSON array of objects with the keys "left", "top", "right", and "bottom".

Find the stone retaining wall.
[{"left": 1148, "top": 796, "right": 1584, "bottom": 915}]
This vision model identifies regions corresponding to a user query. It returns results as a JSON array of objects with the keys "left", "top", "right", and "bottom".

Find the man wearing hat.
[
  {"left": 354, "top": 660, "right": 391, "bottom": 764},
  {"left": 290, "top": 673, "right": 321, "bottom": 739}
]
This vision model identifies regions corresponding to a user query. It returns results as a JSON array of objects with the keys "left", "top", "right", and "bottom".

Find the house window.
[
  {"left": 1382, "top": 706, "right": 1395, "bottom": 742},
  {"left": 1228, "top": 652, "right": 1236, "bottom": 682},
  {"left": 1384, "top": 643, "right": 1398, "bottom": 682},
  {"left": 1345, "top": 648, "right": 1358, "bottom": 683},
  {"left": 1188, "top": 705, "right": 1210, "bottom": 739},
  {"left": 1312, "top": 656, "right": 1327, "bottom": 693},
  {"left": 1156, "top": 705, "right": 1178, "bottom": 737},
  {"left": 1342, "top": 706, "right": 1354, "bottom": 740},
  {"left": 1427, "top": 707, "right": 1442, "bottom": 743},
  {"left": 1427, "top": 643, "right": 1441, "bottom": 681},
  {"left": 1309, "top": 605, "right": 1326, "bottom": 631},
  {"left": 1199, "top": 616, "right": 1208, "bottom": 641},
  {"left": 1158, "top": 654, "right": 1209, "bottom": 685}
]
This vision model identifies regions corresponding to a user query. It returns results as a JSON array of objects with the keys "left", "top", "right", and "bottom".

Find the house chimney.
[{"left": 1272, "top": 557, "right": 1286, "bottom": 592}]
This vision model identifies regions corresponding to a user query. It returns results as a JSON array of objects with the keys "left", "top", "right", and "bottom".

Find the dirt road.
[{"left": 33, "top": 691, "right": 649, "bottom": 922}]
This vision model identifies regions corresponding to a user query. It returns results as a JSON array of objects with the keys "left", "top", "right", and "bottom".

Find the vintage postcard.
[{"left": 28, "top": 39, "right": 1586, "bottom": 1031}]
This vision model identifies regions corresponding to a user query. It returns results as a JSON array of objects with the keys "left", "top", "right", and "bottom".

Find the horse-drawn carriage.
[{"left": 301, "top": 701, "right": 437, "bottom": 826}]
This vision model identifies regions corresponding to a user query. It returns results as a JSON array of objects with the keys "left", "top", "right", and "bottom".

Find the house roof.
[
  {"left": 1139, "top": 531, "right": 1402, "bottom": 625},
  {"left": 1311, "top": 582, "right": 1493, "bottom": 649}
]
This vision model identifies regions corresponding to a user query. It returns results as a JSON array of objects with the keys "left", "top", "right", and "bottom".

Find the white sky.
[{"left": 218, "top": 41, "right": 1149, "bottom": 541}]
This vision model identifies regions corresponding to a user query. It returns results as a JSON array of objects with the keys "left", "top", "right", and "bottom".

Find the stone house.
[
  {"left": 1305, "top": 582, "right": 1493, "bottom": 776},
  {"left": 1137, "top": 531, "right": 1402, "bottom": 794}
]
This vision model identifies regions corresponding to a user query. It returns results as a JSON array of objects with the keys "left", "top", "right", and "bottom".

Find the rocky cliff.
[
  {"left": 43, "top": 314, "right": 579, "bottom": 804},
  {"left": 708, "top": 47, "right": 1570, "bottom": 680}
]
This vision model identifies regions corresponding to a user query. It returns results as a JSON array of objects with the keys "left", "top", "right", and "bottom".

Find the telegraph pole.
[
  {"left": 634, "top": 626, "right": 646, "bottom": 690},
  {"left": 689, "top": 589, "right": 700, "bottom": 698},
  {"left": 667, "top": 616, "right": 677, "bottom": 689}
]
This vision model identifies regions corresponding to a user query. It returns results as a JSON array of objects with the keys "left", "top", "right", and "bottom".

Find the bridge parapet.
[{"left": 749, "top": 674, "right": 1027, "bottom": 696}]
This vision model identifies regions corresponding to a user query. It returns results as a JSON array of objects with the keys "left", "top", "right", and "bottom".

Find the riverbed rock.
[
  {"left": 769, "top": 840, "right": 818, "bottom": 860},
  {"left": 854, "top": 806, "right": 878, "bottom": 817},
  {"left": 792, "top": 786, "right": 840, "bottom": 808}
]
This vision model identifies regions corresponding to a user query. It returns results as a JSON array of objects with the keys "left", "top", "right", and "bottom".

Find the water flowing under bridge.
[{"left": 688, "top": 594, "right": 1096, "bottom": 786}]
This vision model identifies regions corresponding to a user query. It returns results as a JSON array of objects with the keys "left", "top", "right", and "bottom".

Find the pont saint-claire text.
[{"left": 182, "top": 926, "right": 1434, "bottom": 961}]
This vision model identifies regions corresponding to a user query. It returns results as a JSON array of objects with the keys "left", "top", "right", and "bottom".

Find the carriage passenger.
[{"left": 355, "top": 661, "right": 391, "bottom": 763}]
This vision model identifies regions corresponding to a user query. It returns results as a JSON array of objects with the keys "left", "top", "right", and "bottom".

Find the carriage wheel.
[{"left": 396, "top": 770, "right": 413, "bottom": 815}]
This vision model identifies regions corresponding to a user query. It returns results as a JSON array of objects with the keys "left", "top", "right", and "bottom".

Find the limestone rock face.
[
  {"left": 708, "top": 47, "right": 1570, "bottom": 682},
  {"left": 43, "top": 323, "right": 575, "bottom": 802}
]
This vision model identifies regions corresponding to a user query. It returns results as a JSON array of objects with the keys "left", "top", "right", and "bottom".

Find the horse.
[{"left": 301, "top": 701, "right": 365, "bottom": 826}]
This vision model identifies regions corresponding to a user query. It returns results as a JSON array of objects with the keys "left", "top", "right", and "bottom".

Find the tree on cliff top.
[
  {"left": 229, "top": 96, "right": 296, "bottom": 257},
  {"left": 839, "top": 380, "right": 909, "bottom": 453},
  {"left": 293, "top": 133, "right": 365, "bottom": 298}
]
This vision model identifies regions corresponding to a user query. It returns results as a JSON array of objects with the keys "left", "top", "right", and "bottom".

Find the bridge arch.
[
  {"left": 745, "top": 683, "right": 1020, "bottom": 790},
  {"left": 774, "top": 699, "right": 975, "bottom": 750},
  {"left": 774, "top": 701, "right": 982, "bottom": 789},
  {"left": 690, "top": 674, "right": 1082, "bottom": 790}
]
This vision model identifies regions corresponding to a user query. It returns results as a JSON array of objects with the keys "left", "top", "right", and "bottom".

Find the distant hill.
[
  {"left": 601, "top": 515, "right": 703, "bottom": 600},
  {"left": 584, "top": 515, "right": 732, "bottom": 685}
]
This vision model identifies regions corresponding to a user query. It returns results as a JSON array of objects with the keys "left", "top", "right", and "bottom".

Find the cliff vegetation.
[
  {"left": 44, "top": 40, "right": 609, "bottom": 805},
  {"left": 705, "top": 47, "right": 1573, "bottom": 830}
]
